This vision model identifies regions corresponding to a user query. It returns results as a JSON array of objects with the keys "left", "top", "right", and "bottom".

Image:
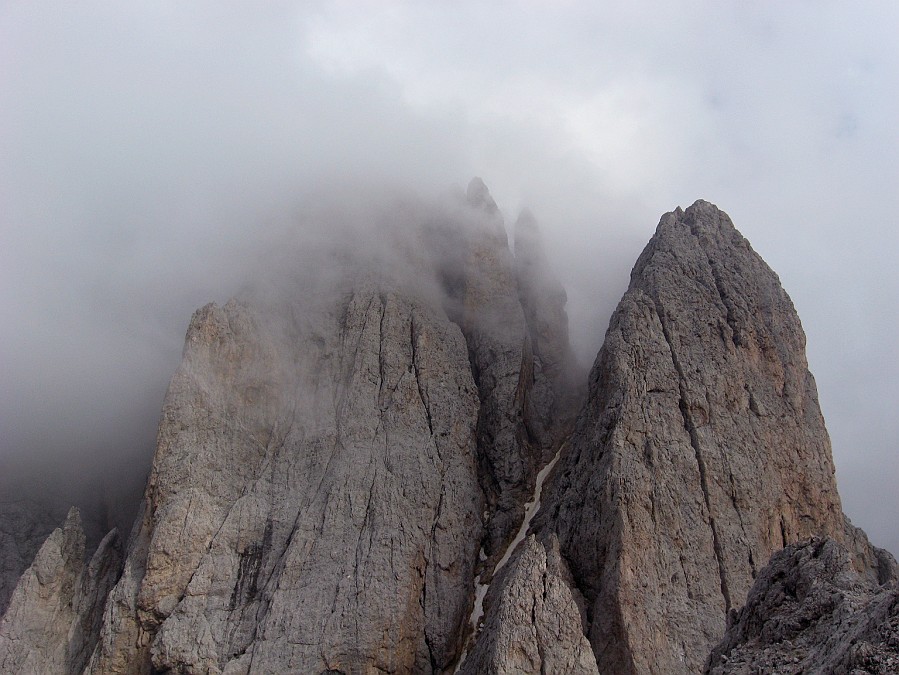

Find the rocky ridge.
[
  {"left": 0, "top": 186, "right": 895, "bottom": 674},
  {"left": 707, "top": 537, "right": 898, "bottom": 674}
]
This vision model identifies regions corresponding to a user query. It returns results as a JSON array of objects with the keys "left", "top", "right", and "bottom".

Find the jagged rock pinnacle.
[
  {"left": 466, "top": 176, "right": 499, "bottom": 215},
  {"left": 529, "top": 199, "right": 864, "bottom": 673},
  {"left": 707, "top": 537, "right": 898, "bottom": 673},
  {"left": 1, "top": 195, "right": 893, "bottom": 674},
  {"left": 0, "top": 508, "right": 121, "bottom": 674}
]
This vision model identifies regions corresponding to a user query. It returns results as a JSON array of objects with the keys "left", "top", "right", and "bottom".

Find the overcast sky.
[{"left": 1, "top": 2, "right": 896, "bottom": 554}]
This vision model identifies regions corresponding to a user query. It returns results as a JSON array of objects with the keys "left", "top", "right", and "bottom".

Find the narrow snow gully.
[{"left": 454, "top": 442, "right": 567, "bottom": 671}]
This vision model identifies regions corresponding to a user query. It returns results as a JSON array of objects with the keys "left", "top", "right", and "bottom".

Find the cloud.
[
  {"left": 0, "top": 1, "right": 472, "bottom": 520},
  {"left": 1, "top": 2, "right": 897, "bottom": 554}
]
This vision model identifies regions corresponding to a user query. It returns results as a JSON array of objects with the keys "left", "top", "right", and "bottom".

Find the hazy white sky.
[{"left": 1, "top": 1, "right": 896, "bottom": 553}]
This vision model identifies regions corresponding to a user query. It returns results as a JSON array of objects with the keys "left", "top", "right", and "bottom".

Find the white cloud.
[{"left": 1, "top": 1, "right": 897, "bottom": 552}]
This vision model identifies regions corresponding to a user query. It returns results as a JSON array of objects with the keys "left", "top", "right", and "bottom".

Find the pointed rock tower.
[
  {"left": 0, "top": 508, "right": 121, "bottom": 674},
  {"left": 2, "top": 194, "right": 894, "bottom": 674},
  {"left": 527, "top": 200, "right": 882, "bottom": 673}
]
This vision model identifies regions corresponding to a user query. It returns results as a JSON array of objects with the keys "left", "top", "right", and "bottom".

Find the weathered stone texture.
[
  {"left": 707, "top": 537, "right": 899, "bottom": 674},
  {"left": 89, "top": 278, "right": 484, "bottom": 673},
  {"left": 82, "top": 184, "right": 581, "bottom": 673},
  {"left": 459, "top": 534, "right": 598, "bottom": 675},
  {"left": 2, "top": 192, "right": 893, "bottom": 675}
]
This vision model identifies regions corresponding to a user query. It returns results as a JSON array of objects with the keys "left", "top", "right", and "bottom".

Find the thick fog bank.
[{"left": 1, "top": 2, "right": 896, "bottom": 556}]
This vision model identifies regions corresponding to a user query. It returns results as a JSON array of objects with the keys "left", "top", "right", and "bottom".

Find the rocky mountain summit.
[
  {"left": 707, "top": 537, "right": 898, "bottom": 674},
  {"left": 1, "top": 183, "right": 895, "bottom": 673}
]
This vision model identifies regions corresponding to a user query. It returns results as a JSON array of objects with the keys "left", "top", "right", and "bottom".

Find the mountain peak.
[
  {"left": 466, "top": 176, "right": 499, "bottom": 215},
  {"left": 1, "top": 196, "right": 894, "bottom": 674}
]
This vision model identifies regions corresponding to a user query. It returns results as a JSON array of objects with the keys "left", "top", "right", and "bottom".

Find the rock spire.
[
  {"left": 1, "top": 191, "right": 894, "bottom": 674},
  {"left": 524, "top": 199, "right": 884, "bottom": 672},
  {"left": 0, "top": 508, "right": 121, "bottom": 674}
]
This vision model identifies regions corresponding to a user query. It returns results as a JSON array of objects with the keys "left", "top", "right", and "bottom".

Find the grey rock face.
[
  {"left": 707, "top": 537, "right": 899, "bottom": 674},
  {"left": 458, "top": 535, "right": 598, "bottom": 675},
  {"left": 5, "top": 192, "right": 892, "bottom": 675},
  {"left": 0, "top": 508, "right": 121, "bottom": 674},
  {"left": 90, "top": 283, "right": 483, "bottom": 674},
  {"left": 537, "top": 200, "right": 853, "bottom": 673},
  {"left": 84, "top": 187, "right": 579, "bottom": 673}
]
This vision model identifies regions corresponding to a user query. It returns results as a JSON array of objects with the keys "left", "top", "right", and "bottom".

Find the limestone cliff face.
[
  {"left": 532, "top": 200, "right": 870, "bottom": 673},
  {"left": 89, "top": 285, "right": 484, "bottom": 673},
  {"left": 82, "top": 183, "right": 577, "bottom": 674}
]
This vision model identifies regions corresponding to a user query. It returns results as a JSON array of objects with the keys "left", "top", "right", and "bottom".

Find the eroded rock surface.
[
  {"left": 458, "top": 534, "right": 598, "bottom": 675},
  {"left": 88, "top": 284, "right": 483, "bottom": 674},
  {"left": 3, "top": 192, "right": 893, "bottom": 675},
  {"left": 707, "top": 537, "right": 899, "bottom": 674}
]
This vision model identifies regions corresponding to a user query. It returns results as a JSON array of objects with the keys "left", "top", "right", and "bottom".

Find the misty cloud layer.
[{"left": 1, "top": 3, "right": 896, "bottom": 553}]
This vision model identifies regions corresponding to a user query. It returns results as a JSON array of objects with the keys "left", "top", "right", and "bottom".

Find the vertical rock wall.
[
  {"left": 82, "top": 182, "right": 579, "bottom": 673},
  {"left": 538, "top": 200, "right": 852, "bottom": 673},
  {"left": 89, "top": 286, "right": 484, "bottom": 673}
]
